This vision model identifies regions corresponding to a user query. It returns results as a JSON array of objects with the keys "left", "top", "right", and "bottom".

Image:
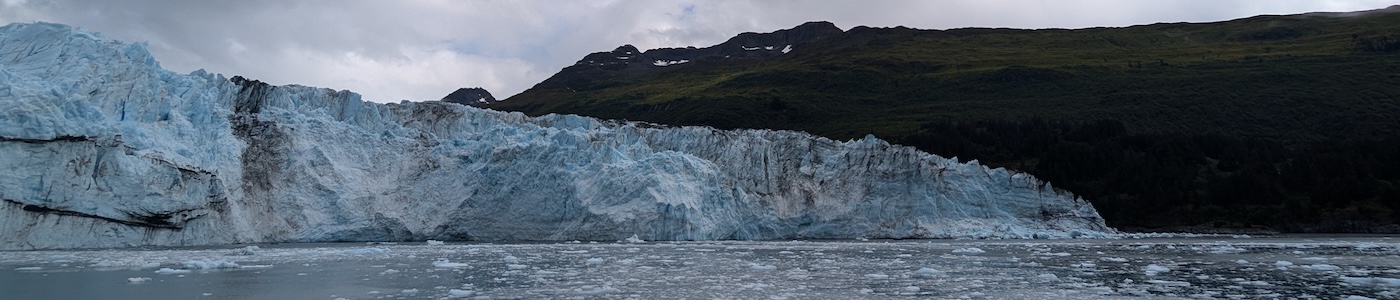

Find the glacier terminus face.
[{"left": 0, "top": 22, "right": 1114, "bottom": 250}]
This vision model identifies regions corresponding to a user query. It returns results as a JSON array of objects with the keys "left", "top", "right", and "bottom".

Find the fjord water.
[{"left": 2, "top": 236, "right": 1397, "bottom": 299}]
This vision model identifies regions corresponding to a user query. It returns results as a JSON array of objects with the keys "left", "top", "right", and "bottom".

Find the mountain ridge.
[{"left": 472, "top": 6, "right": 1400, "bottom": 232}]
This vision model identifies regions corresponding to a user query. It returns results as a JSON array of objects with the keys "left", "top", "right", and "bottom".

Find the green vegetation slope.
[{"left": 490, "top": 6, "right": 1400, "bottom": 232}]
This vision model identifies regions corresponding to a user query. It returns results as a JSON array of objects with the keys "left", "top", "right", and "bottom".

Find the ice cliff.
[{"left": 0, "top": 22, "right": 1113, "bottom": 250}]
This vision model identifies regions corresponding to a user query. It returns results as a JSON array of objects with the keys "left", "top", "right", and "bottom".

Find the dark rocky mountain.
[
  {"left": 441, "top": 87, "right": 498, "bottom": 107},
  {"left": 574, "top": 21, "right": 842, "bottom": 72},
  {"left": 530, "top": 21, "right": 845, "bottom": 96},
  {"left": 446, "top": 6, "right": 1400, "bottom": 233}
]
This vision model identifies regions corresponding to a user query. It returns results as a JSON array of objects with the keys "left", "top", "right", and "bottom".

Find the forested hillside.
[{"left": 485, "top": 6, "right": 1400, "bottom": 232}]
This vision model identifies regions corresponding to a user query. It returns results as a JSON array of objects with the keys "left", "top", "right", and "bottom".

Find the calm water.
[{"left": 1, "top": 236, "right": 1397, "bottom": 299}]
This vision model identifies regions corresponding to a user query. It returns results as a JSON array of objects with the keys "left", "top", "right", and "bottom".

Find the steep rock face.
[
  {"left": 490, "top": 21, "right": 843, "bottom": 104},
  {"left": 571, "top": 21, "right": 840, "bottom": 70},
  {"left": 0, "top": 22, "right": 1113, "bottom": 250},
  {"left": 574, "top": 21, "right": 834, "bottom": 67},
  {"left": 441, "top": 87, "right": 498, "bottom": 107}
]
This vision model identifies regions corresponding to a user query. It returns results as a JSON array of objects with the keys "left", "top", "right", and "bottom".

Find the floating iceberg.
[{"left": 0, "top": 22, "right": 1113, "bottom": 250}]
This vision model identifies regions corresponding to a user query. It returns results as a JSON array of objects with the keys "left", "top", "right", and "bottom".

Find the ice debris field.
[{"left": 2, "top": 236, "right": 1399, "bottom": 299}]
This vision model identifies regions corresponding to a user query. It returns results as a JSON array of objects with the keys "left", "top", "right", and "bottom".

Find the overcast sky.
[{"left": 1, "top": 0, "right": 1394, "bottom": 102}]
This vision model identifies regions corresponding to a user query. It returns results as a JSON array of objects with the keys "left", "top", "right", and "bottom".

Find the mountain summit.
[
  {"left": 441, "top": 87, "right": 498, "bottom": 107},
  {"left": 575, "top": 21, "right": 841, "bottom": 71}
]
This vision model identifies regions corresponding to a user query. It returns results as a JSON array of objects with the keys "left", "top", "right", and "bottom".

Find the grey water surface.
[{"left": 2, "top": 236, "right": 1397, "bottom": 299}]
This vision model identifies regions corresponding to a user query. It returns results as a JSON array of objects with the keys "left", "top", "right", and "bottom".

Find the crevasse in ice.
[{"left": 0, "top": 22, "right": 1113, "bottom": 250}]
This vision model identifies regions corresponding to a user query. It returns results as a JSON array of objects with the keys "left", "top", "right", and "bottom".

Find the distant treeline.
[{"left": 896, "top": 119, "right": 1400, "bottom": 232}]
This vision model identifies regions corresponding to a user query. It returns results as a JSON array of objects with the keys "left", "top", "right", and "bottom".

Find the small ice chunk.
[
  {"left": 507, "top": 264, "right": 528, "bottom": 270},
  {"left": 750, "top": 263, "right": 777, "bottom": 270},
  {"left": 1038, "top": 273, "right": 1059, "bottom": 280},
  {"left": 586, "top": 258, "right": 605, "bottom": 265},
  {"left": 1101, "top": 257, "right": 1129, "bottom": 263},
  {"left": 1207, "top": 245, "right": 1245, "bottom": 254},
  {"left": 1146, "top": 280, "right": 1191, "bottom": 287},
  {"left": 624, "top": 235, "right": 646, "bottom": 243},
  {"left": 1344, "top": 296, "right": 1377, "bottom": 300},
  {"left": 503, "top": 256, "right": 519, "bottom": 263},
  {"left": 1145, "top": 264, "right": 1171, "bottom": 276},
  {"left": 447, "top": 289, "right": 474, "bottom": 298},
  {"left": 183, "top": 259, "right": 239, "bottom": 269},
  {"left": 1240, "top": 280, "right": 1272, "bottom": 286},
  {"left": 426, "top": 240, "right": 445, "bottom": 245},
  {"left": 1274, "top": 261, "right": 1294, "bottom": 268},
  {"left": 915, "top": 267, "right": 944, "bottom": 277},
  {"left": 229, "top": 246, "right": 260, "bottom": 256},
  {"left": 127, "top": 277, "right": 152, "bottom": 283},
  {"left": 1354, "top": 243, "right": 1382, "bottom": 250},
  {"left": 952, "top": 247, "right": 985, "bottom": 254},
  {"left": 741, "top": 282, "right": 773, "bottom": 289},
  {"left": 1235, "top": 259, "right": 1250, "bottom": 264},
  {"left": 380, "top": 269, "right": 399, "bottom": 275},
  {"left": 1302, "top": 264, "right": 1340, "bottom": 271},
  {"left": 577, "top": 286, "right": 620, "bottom": 295},
  {"left": 13, "top": 267, "right": 41, "bottom": 271},
  {"left": 902, "top": 286, "right": 920, "bottom": 292},
  {"left": 432, "top": 259, "right": 469, "bottom": 268},
  {"left": 864, "top": 273, "right": 890, "bottom": 279},
  {"left": 154, "top": 268, "right": 191, "bottom": 275}
]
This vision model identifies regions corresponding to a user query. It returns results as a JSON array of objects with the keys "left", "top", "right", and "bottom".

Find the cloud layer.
[{"left": 2, "top": 0, "right": 1393, "bottom": 102}]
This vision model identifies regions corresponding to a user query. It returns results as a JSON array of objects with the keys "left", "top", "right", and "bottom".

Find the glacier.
[{"left": 0, "top": 22, "right": 1113, "bottom": 250}]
